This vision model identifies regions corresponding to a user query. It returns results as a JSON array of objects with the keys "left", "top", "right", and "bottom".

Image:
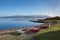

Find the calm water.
[{"left": 0, "top": 18, "right": 43, "bottom": 30}]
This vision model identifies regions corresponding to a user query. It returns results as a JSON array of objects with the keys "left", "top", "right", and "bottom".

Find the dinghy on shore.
[{"left": 15, "top": 23, "right": 49, "bottom": 34}]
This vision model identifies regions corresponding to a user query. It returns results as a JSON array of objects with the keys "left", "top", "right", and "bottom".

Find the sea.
[{"left": 0, "top": 18, "right": 44, "bottom": 30}]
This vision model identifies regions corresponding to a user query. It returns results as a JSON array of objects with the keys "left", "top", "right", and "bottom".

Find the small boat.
[
  {"left": 26, "top": 27, "right": 40, "bottom": 33},
  {"left": 40, "top": 26, "right": 48, "bottom": 29}
]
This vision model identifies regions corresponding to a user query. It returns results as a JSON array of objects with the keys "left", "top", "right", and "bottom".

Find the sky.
[{"left": 0, "top": 0, "right": 60, "bottom": 16}]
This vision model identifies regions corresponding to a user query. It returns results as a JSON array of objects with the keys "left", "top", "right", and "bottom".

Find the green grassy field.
[{"left": 34, "top": 20, "right": 60, "bottom": 40}]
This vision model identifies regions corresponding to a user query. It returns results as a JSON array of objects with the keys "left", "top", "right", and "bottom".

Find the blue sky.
[{"left": 0, "top": 0, "right": 60, "bottom": 16}]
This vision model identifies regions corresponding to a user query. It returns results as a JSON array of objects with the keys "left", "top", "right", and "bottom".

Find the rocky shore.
[{"left": 0, "top": 23, "right": 49, "bottom": 40}]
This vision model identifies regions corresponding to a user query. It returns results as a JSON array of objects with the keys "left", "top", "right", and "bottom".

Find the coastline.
[
  {"left": 0, "top": 23, "right": 49, "bottom": 40},
  {"left": 0, "top": 23, "right": 49, "bottom": 35}
]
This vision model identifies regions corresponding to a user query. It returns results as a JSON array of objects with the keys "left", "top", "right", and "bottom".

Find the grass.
[{"left": 34, "top": 20, "right": 60, "bottom": 40}]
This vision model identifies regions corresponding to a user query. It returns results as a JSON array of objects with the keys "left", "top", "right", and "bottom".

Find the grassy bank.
[{"left": 34, "top": 20, "right": 60, "bottom": 40}]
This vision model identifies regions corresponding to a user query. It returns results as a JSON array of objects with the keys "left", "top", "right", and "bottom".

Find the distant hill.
[
  {"left": 45, "top": 16, "right": 60, "bottom": 20},
  {"left": 0, "top": 15, "right": 50, "bottom": 18}
]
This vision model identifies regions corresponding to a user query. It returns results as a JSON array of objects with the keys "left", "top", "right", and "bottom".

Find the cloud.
[{"left": 41, "top": 1, "right": 60, "bottom": 17}]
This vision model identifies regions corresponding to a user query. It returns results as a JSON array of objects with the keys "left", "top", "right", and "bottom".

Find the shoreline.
[
  {"left": 0, "top": 23, "right": 49, "bottom": 34},
  {"left": 0, "top": 23, "right": 49, "bottom": 40}
]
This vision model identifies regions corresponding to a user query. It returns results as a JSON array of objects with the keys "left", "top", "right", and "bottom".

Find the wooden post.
[{"left": 49, "top": 24, "right": 51, "bottom": 28}]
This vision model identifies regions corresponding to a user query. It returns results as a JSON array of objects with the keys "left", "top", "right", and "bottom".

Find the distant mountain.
[{"left": 0, "top": 15, "right": 50, "bottom": 18}]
